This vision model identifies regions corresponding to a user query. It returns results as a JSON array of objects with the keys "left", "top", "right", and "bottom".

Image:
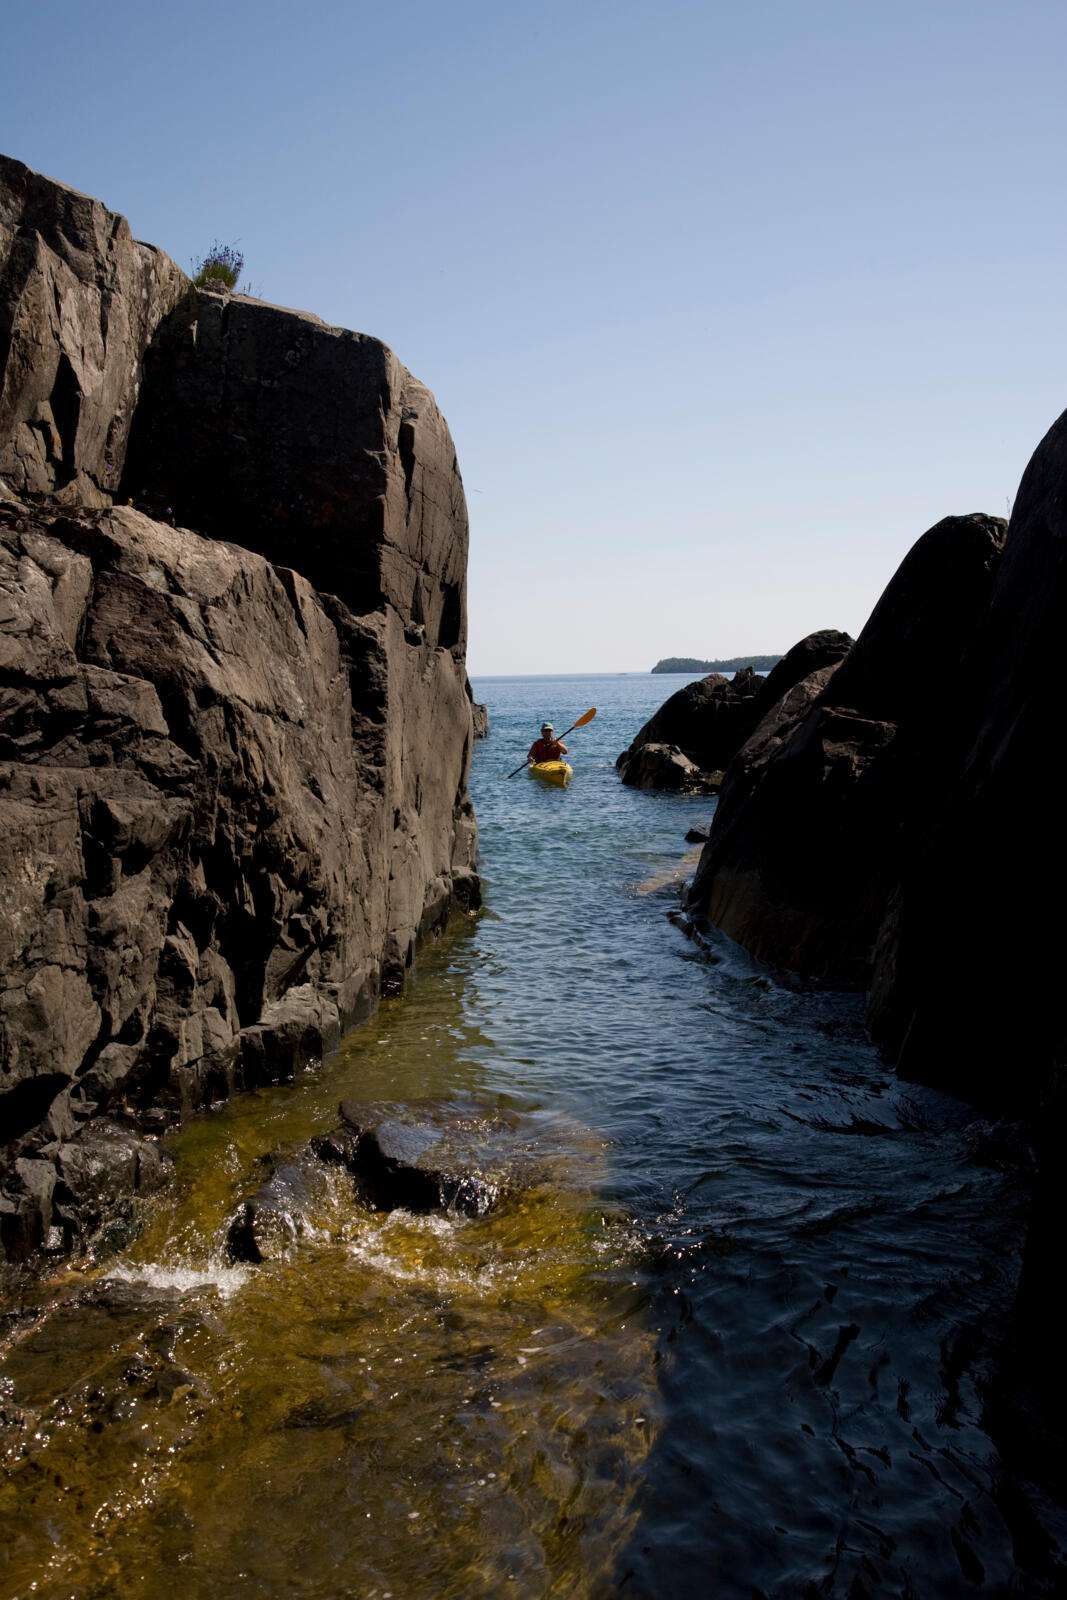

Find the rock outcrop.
[
  {"left": 0, "top": 157, "right": 478, "bottom": 1263},
  {"left": 688, "top": 516, "right": 1006, "bottom": 984},
  {"left": 618, "top": 631, "right": 852, "bottom": 793},
  {"left": 620, "top": 742, "right": 723, "bottom": 794},
  {"left": 0, "top": 153, "right": 187, "bottom": 505},
  {"left": 866, "top": 425, "right": 1067, "bottom": 1108},
  {"left": 121, "top": 290, "right": 468, "bottom": 633}
]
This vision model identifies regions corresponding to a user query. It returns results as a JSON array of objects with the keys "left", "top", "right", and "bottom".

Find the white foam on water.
[
  {"left": 106, "top": 1261, "right": 250, "bottom": 1299},
  {"left": 343, "top": 1208, "right": 492, "bottom": 1292}
]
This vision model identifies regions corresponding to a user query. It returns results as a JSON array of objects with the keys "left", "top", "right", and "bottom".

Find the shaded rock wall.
[
  {"left": 0, "top": 157, "right": 477, "bottom": 1262},
  {"left": 688, "top": 517, "right": 1006, "bottom": 985},
  {"left": 868, "top": 424, "right": 1067, "bottom": 1108},
  {"left": 122, "top": 291, "right": 469, "bottom": 633}
]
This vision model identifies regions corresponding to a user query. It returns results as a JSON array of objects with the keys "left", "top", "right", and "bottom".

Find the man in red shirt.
[{"left": 527, "top": 722, "right": 568, "bottom": 763}]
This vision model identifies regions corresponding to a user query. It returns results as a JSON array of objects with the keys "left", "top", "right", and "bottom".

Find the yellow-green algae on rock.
[{"left": 0, "top": 930, "right": 657, "bottom": 1600}]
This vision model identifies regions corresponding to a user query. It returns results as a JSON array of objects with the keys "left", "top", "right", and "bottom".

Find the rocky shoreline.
[
  {"left": 0, "top": 155, "right": 478, "bottom": 1265},
  {"left": 624, "top": 452, "right": 1067, "bottom": 1419}
]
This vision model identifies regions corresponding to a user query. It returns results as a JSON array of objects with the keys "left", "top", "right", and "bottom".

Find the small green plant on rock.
[{"left": 191, "top": 240, "right": 244, "bottom": 293}]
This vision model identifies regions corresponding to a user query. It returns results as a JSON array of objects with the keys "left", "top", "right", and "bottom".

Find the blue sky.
[{"left": 4, "top": 1, "right": 1065, "bottom": 672}]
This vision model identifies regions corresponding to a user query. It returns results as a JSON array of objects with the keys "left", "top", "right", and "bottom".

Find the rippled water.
[{"left": 1, "top": 673, "right": 1062, "bottom": 1597}]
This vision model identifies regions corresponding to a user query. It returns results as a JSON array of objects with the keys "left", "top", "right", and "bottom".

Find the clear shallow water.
[{"left": 0, "top": 673, "right": 1061, "bottom": 1597}]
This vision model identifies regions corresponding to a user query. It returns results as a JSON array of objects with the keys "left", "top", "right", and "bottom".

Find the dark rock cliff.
[
  {"left": 688, "top": 516, "right": 1006, "bottom": 984},
  {"left": 0, "top": 156, "right": 478, "bottom": 1263},
  {"left": 867, "top": 425, "right": 1067, "bottom": 1109}
]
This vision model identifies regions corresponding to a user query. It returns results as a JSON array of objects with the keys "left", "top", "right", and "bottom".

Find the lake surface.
[{"left": 1, "top": 672, "right": 1061, "bottom": 1597}]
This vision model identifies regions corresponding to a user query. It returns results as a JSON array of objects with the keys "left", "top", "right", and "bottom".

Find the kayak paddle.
[{"left": 504, "top": 706, "right": 597, "bottom": 778}]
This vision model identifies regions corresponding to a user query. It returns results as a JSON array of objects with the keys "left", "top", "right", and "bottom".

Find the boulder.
[
  {"left": 754, "top": 629, "right": 854, "bottom": 714},
  {"left": 0, "top": 158, "right": 479, "bottom": 1263},
  {"left": 689, "top": 516, "right": 1006, "bottom": 982},
  {"left": 617, "top": 742, "right": 721, "bottom": 794},
  {"left": 334, "top": 1102, "right": 500, "bottom": 1217},
  {"left": 617, "top": 632, "right": 852, "bottom": 792},
  {"left": 471, "top": 701, "right": 489, "bottom": 739}
]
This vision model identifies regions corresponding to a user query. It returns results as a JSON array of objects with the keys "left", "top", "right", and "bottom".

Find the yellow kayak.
[{"left": 528, "top": 760, "right": 573, "bottom": 787}]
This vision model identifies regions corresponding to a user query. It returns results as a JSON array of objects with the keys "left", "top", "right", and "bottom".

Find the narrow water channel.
[{"left": 0, "top": 674, "right": 1058, "bottom": 1597}]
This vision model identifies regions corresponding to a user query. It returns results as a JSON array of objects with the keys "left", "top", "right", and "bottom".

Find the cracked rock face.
[
  {"left": 0, "top": 157, "right": 478, "bottom": 1264},
  {"left": 122, "top": 290, "right": 469, "bottom": 632},
  {"left": 0, "top": 153, "right": 187, "bottom": 505}
]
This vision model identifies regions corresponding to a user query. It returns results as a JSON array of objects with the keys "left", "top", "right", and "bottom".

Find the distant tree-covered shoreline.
[{"left": 651, "top": 654, "right": 782, "bottom": 674}]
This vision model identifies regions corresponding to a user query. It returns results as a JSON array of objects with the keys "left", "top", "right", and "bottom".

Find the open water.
[{"left": 0, "top": 672, "right": 1062, "bottom": 1598}]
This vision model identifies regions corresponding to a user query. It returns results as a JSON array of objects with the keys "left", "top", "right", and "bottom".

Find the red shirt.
[{"left": 529, "top": 738, "right": 567, "bottom": 762}]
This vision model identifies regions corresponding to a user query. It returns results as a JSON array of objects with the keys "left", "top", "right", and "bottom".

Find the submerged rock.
[
  {"left": 225, "top": 1154, "right": 335, "bottom": 1264},
  {"left": 226, "top": 1104, "right": 508, "bottom": 1263}
]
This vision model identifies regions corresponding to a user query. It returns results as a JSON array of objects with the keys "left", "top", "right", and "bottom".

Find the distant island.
[{"left": 651, "top": 654, "right": 782, "bottom": 674}]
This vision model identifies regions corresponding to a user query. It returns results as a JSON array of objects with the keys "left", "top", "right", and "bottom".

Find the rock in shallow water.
[
  {"left": 618, "top": 742, "right": 719, "bottom": 794},
  {"left": 335, "top": 1104, "right": 501, "bottom": 1218},
  {"left": 225, "top": 1104, "right": 506, "bottom": 1263},
  {"left": 225, "top": 1154, "right": 336, "bottom": 1264}
]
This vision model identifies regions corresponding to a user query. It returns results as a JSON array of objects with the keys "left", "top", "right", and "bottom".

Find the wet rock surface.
[
  {"left": 334, "top": 1103, "right": 502, "bottom": 1217},
  {"left": 224, "top": 1100, "right": 578, "bottom": 1264},
  {"left": 0, "top": 158, "right": 478, "bottom": 1263},
  {"left": 617, "top": 630, "right": 852, "bottom": 793},
  {"left": 225, "top": 1152, "right": 336, "bottom": 1263}
]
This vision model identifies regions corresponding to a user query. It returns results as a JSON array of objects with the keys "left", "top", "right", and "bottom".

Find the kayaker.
[{"left": 528, "top": 723, "right": 568, "bottom": 764}]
